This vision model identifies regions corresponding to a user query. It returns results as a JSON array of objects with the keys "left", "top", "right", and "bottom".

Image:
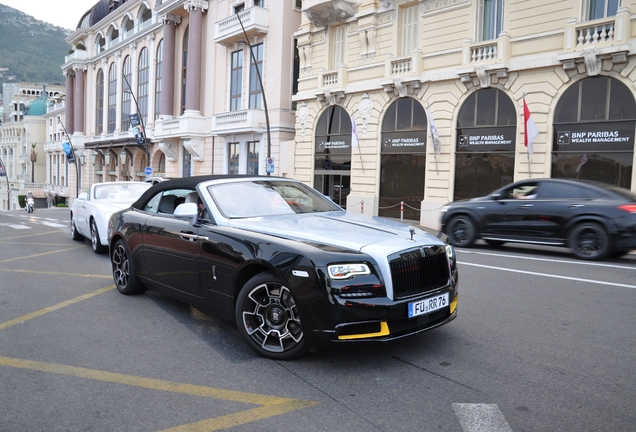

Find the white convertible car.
[{"left": 70, "top": 181, "right": 152, "bottom": 253}]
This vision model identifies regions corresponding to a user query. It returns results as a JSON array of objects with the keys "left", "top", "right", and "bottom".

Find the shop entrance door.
[{"left": 314, "top": 173, "right": 350, "bottom": 208}]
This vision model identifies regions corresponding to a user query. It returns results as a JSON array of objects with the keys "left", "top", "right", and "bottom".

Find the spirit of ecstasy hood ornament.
[{"left": 409, "top": 227, "right": 415, "bottom": 241}]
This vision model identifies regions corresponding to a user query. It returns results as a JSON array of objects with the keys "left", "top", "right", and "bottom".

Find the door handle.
[
  {"left": 519, "top": 204, "right": 533, "bottom": 208},
  {"left": 180, "top": 231, "right": 198, "bottom": 241},
  {"left": 180, "top": 232, "right": 209, "bottom": 241},
  {"left": 569, "top": 204, "right": 585, "bottom": 208}
]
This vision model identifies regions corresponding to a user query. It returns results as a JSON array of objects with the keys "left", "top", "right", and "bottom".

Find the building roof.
[{"left": 77, "top": 0, "right": 130, "bottom": 30}]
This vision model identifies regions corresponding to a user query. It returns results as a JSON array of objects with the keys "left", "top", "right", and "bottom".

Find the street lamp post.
[
  {"left": 236, "top": 12, "right": 272, "bottom": 176},
  {"left": 122, "top": 74, "right": 150, "bottom": 167},
  {"left": 0, "top": 157, "right": 11, "bottom": 210},
  {"left": 59, "top": 120, "right": 82, "bottom": 199}
]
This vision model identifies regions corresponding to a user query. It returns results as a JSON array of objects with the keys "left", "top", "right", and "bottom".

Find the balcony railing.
[
  {"left": 214, "top": 6, "right": 269, "bottom": 45},
  {"left": 211, "top": 109, "right": 267, "bottom": 134},
  {"left": 563, "top": 9, "right": 631, "bottom": 51},
  {"left": 462, "top": 33, "right": 510, "bottom": 65}
]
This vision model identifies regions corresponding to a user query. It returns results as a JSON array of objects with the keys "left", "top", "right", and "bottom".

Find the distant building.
[{"left": 0, "top": 83, "right": 62, "bottom": 210}]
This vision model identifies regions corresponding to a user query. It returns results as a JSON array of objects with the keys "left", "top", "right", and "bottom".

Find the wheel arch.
[
  {"left": 443, "top": 210, "right": 484, "bottom": 233},
  {"left": 565, "top": 215, "right": 617, "bottom": 243},
  {"left": 231, "top": 264, "right": 286, "bottom": 318}
]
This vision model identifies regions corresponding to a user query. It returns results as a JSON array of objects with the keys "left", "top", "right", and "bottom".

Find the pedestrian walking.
[{"left": 47, "top": 194, "right": 52, "bottom": 209}]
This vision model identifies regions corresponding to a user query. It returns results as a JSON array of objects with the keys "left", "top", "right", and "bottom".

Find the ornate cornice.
[
  {"left": 160, "top": 13, "right": 182, "bottom": 26},
  {"left": 184, "top": 0, "right": 209, "bottom": 13}
]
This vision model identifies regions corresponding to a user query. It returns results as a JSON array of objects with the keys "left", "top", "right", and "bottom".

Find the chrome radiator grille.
[{"left": 389, "top": 245, "right": 450, "bottom": 299}]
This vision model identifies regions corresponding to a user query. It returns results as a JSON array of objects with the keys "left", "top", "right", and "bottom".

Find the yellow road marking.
[
  {"left": 0, "top": 268, "right": 111, "bottom": 278},
  {"left": 0, "top": 356, "right": 318, "bottom": 431},
  {"left": 0, "top": 230, "right": 61, "bottom": 241},
  {"left": 0, "top": 285, "right": 115, "bottom": 331},
  {"left": 0, "top": 245, "right": 85, "bottom": 263}
]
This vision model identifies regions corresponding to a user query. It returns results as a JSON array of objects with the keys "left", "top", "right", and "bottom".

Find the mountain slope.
[{"left": 0, "top": 3, "right": 71, "bottom": 86}]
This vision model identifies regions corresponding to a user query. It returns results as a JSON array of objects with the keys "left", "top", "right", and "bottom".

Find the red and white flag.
[{"left": 523, "top": 98, "right": 539, "bottom": 157}]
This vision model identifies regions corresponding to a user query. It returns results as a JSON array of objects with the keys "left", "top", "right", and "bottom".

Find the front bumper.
[{"left": 303, "top": 287, "right": 458, "bottom": 349}]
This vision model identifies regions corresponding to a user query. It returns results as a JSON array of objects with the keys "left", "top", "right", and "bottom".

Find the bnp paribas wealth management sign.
[{"left": 459, "top": 134, "right": 513, "bottom": 146}]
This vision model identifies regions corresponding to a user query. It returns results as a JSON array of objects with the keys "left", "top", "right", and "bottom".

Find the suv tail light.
[{"left": 618, "top": 204, "right": 636, "bottom": 213}]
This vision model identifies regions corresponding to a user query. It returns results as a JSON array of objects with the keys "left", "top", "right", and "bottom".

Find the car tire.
[
  {"left": 235, "top": 272, "right": 307, "bottom": 360},
  {"left": 70, "top": 214, "right": 84, "bottom": 241},
  {"left": 569, "top": 222, "right": 610, "bottom": 261},
  {"left": 111, "top": 239, "right": 145, "bottom": 295},
  {"left": 90, "top": 219, "right": 107, "bottom": 253},
  {"left": 447, "top": 216, "right": 477, "bottom": 248},
  {"left": 485, "top": 239, "right": 505, "bottom": 247}
]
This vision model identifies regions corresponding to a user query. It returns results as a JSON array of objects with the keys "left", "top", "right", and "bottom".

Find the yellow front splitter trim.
[
  {"left": 338, "top": 321, "right": 390, "bottom": 340},
  {"left": 450, "top": 293, "right": 458, "bottom": 314}
]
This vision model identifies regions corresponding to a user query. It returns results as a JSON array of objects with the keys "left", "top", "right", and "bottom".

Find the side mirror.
[
  {"left": 491, "top": 193, "right": 502, "bottom": 201},
  {"left": 78, "top": 192, "right": 88, "bottom": 200},
  {"left": 174, "top": 202, "right": 198, "bottom": 219}
]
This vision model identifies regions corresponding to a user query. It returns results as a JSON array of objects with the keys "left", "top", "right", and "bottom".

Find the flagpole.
[
  {"left": 427, "top": 103, "right": 439, "bottom": 174},
  {"left": 523, "top": 93, "right": 531, "bottom": 178},
  {"left": 352, "top": 114, "right": 364, "bottom": 172}
]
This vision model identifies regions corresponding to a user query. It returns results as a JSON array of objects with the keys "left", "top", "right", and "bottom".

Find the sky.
[{"left": 1, "top": 0, "right": 98, "bottom": 30}]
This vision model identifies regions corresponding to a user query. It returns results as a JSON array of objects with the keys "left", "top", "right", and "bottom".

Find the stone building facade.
[
  {"left": 62, "top": 0, "right": 301, "bottom": 203},
  {"left": 292, "top": 0, "right": 636, "bottom": 228}
]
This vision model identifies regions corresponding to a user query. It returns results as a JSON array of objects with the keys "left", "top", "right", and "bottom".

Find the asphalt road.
[{"left": 1, "top": 208, "right": 635, "bottom": 432}]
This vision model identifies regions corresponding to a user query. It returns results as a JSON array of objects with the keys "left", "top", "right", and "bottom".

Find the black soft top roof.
[{"left": 131, "top": 174, "right": 289, "bottom": 210}]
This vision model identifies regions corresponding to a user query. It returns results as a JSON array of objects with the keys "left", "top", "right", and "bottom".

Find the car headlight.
[
  {"left": 328, "top": 263, "right": 371, "bottom": 280},
  {"left": 441, "top": 205, "right": 451, "bottom": 212},
  {"left": 445, "top": 244, "right": 454, "bottom": 260}
]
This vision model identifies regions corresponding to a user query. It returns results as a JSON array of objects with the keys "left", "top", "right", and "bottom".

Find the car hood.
[
  {"left": 89, "top": 199, "right": 136, "bottom": 213},
  {"left": 227, "top": 212, "right": 446, "bottom": 253}
]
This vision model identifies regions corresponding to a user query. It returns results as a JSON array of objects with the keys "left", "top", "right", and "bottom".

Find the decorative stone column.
[
  {"left": 65, "top": 70, "right": 75, "bottom": 134},
  {"left": 184, "top": 0, "right": 208, "bottom": 115},
  {"left": 159, "top": 13, "right": 181, "bottom": 118},
  {"left": 73, "top": 65, "right": 86, "bottom": 135}
]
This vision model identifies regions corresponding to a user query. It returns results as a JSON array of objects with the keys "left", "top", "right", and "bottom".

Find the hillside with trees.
[{"left": 0, "top": 4, "right": 71, "bottom": 86}]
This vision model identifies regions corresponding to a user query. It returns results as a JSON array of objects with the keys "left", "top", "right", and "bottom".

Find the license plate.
[{"left": 408, "top": 292, "right": 449, "bottom": 318}]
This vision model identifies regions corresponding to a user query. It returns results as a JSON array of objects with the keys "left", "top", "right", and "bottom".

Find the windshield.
[
  {"left": 93, "top": 183, "right": 152, "bottom": 200},
  {"left": 208, "top": 180, "right": 341, "bottom": 218}
]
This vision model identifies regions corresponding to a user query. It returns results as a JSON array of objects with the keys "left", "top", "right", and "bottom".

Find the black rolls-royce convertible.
[{"left": 108, "top": 176, "right": 458, "bottom": 359}]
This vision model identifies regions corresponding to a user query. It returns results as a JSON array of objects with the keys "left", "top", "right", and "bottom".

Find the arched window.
[
  {"left": 139, "top": 5, "right": 152, "bottom": 29},
  {"left": 454, "top": 88, "right": 516, "bottom": 200},
  {"left": 314, "top": 105, "right": 352, "bottom": 207},
  {"left": 95, "top": 34, "right": 105, "bottom": 54},
  {"left": 380, "top": 97, "right": 427, "bottom": 220},
  {"left": 155, "top": 40, "right": 163, "bottom": 119},
  {"left": 181, "top": 26, "right": 189, "bottom": 115},
  {"left": 95, "top": 69, "right": 104, "bottom": 134},
  {"left": 138, "top": 47, "right": 149, "bottom": 126},
  {"left": 121, "top": 55, "right": 132, "bottom": 131},
  {"left": 107, "top": 63, "right": 117, "bottom": 133},
  {"left": 122, "top": 15, "right": 134, "bottom": 38},
  {"left": 552, "top": 76, "right": 635, "bottom": 188}
]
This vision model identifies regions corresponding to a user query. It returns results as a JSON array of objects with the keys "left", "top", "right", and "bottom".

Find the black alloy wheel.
[
  {"left": 70, "top": 214, "right": 83, "bottom": 241},
  {"left": 90, "top": 219, "right": 107, "bottom": 253},
  {"left": 235, "top": 272, "right": 307, "bottom": 360},
  {"left": 111, "top": 239, "right": 145, "bottom": 295},
  {"left": 569, "top": 222, "right": 610, "bottom": 260},
  {"left": 447, "top": 216, "right": 477, "bottom": 248}
]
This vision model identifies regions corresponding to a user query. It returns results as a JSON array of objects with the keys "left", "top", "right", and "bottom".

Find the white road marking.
[
  {"left": 0, "top": 223, "right": 30, "bottom": 230},
  {"left": 457, "top": 249, "right": 636, "bottom": 270},
  {"left": 453, "top": 403, "right": 513, "bottom": 432},
  {"left": 40, "top": 222, "right": 67, "bottom": 228},
  {"left": 459, "top": 261, "right": 636, "bottom": 290}
]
